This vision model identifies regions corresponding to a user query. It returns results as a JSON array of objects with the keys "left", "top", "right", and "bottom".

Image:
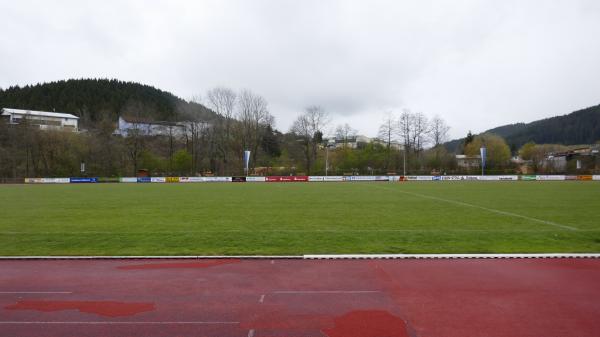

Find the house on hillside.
[
  {"left": 456, "top": 154, "right": 481, "bottom": 170},
  {"left": 114, "top": 116, "right": 207, "bottom": 138},
  {"left": 1, "top": 108, "right": 79, "bottom": 131},
  {"left": 543, "top": 145, "right": 600, "bottom": 173}
]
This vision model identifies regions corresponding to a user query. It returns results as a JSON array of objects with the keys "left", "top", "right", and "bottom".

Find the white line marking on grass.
[
  {"left": 248, "top": 329, "right": 255, "bottom": 337},
  {"left": 0, "top": 291, "right": 72, "bottom": 294},
  {"left": 0, "top": 321, "right": 240, "bottom": 325},
  {"left": 367, "top": 184, "right": 578, "bottom": 231},
  {"left": 272, "top": 290, "right": 379, "bottom": 294},
  {"left": 259, "top": 294, "right": 265, "bottom": 303}
]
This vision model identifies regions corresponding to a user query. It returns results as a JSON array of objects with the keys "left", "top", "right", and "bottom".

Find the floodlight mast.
[{"left": 403, "top": 146, "right": 406, "bottom": 177}]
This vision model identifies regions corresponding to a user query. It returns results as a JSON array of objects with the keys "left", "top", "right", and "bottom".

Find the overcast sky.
[{"left": 1, "top": 0, "right": 599, "bottom": 139}]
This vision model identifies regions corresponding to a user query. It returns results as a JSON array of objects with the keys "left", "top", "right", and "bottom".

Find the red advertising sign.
[{"left": 266, "top": 176, "right": 309, "bottom": 182}]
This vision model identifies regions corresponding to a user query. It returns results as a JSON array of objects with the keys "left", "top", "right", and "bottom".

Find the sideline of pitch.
[{"left": 1, "top": 253, "right": 599, "bottom": 260}]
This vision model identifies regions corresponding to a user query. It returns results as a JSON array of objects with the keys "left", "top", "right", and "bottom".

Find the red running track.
[{"left": 1, "top": 258, "right": 599, "bottom": 337}]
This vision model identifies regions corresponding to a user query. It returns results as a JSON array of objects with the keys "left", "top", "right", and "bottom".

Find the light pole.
[
  {"left": 403, "top": 147, "right": 406, "bottom": 177},
  {"left": 325, "top": 145, "right": 329, "bottom": 176}
]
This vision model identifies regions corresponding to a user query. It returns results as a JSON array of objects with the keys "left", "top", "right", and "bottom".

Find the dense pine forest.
[
  {"left": 445, "top": 104, "right": 600, "bottom": 152},
  {"left": 0, "top": 79, "right": 217, "bottom": 125}
]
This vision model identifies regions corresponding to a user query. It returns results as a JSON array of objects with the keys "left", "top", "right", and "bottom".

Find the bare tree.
[
  {"left": 411, "top": 112, "right": 429, "bottom": 153},
  {"left": 335, "top": 123, "right": 357, "bottom": 148},
  {"left": 429, "top": 115, "right": 450, "bottom": 148},
  {"left": 378, "top": 112, "right": 397, "bottom": 169},
  {"left": 236, "top": 89, "right": 272, "bottom": 172},
  {"left": 205, "top": 87, "right": 237, "bottom": 174},
  {"left": 397, "top": 109, "right": 414, "bottom": 152},
  {"left": 290, "top": 105, "right": 329, "bottom": 174}
]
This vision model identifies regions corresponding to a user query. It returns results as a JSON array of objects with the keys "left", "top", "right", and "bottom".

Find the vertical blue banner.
[
  {"left": 480, "top": 147, "right": 487, "bottom": 174},
  {"left": 243, "top": 150, "right": 251, "bottom": 174}
]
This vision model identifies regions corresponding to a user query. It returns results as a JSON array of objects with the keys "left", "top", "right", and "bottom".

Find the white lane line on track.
[
  {"left": 272, "top": 290, "right": 380, "bottom": 294},
  {"left": 366, "top": 184, "right": 578, "bottom": 231},
  {"left": 0, "top": 321, "right": 240, "bottom": 325},
  {"left": 258, "top": 294, "right": 265, "bottom": 303},
  {"left": 0, "top": 291, "right": 73, "bottom": 294}
]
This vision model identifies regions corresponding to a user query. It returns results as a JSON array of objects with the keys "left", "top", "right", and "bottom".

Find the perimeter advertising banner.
[
  {"left": 232, "top": 176, "right": 247, "bottom": 182},
  {"left": 266, "top": 176, "right": 308, "bottom": 182},
  {"left": 536, "top": 175, "right": 565, "bottom": 181},
  {"left": 594, "top": 175, "right": 600, "bottom": 181},
  {"left": 204, "top": 177, "right": 233, "bottom": 182},
  {"left": 120, "top": 177, "right": 138, "bottom": 183},
  {"left": 521, "top": 175, "right": 536, "bottom": 181},
  {"left": 281, "top": 176, "right": 309, "bottom": 182},
  {"left": 479, "top": 175, "right": 518, "bottom": 181},
  {"left": 577, "top": 175, "right": 593, "bottom": 181},
  {"left": 40, "top": 178, "right": 70, "bottom": 183},
  {"left": 151, "top": 177, "right": 166, "bottom": 183},
  {"left": 324, "top": 176, "right": 344, "bottom": 182},
  {"left": 166, "top": 177, "right": 180, "bottom": 183},
  {"left": 69, "top": 177, "right": 98, "bottom": 183},
  {"left": 246, "top": 176, "right": 266, "bottom": 182},
  {"left": 349, "top": 176, "right": 377, "bottom": 181}
]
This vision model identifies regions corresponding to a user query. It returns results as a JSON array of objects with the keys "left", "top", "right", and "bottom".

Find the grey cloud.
[{"left": 1, "top": 0, "right": 599, "bottom": 139}]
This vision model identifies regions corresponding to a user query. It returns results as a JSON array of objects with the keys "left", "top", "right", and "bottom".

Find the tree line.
[{"left": 0, "top": 80, "right": 545, "bottom": 179}]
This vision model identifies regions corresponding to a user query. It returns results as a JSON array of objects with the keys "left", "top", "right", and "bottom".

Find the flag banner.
[
  {"left": 243, "top": 150, "right": 251, "bottom": 172},
  {"left": 480, "top": 147, "right": 487, "bottom": 171}
]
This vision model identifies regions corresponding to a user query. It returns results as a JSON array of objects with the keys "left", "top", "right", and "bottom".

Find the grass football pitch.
[{"left": 1, "top": 181, "right": 599, "bottom": 256}]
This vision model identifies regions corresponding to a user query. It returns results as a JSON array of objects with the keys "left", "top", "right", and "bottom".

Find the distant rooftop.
[{"left": 1, "top": 108, "right": 79, "bottom": 119}]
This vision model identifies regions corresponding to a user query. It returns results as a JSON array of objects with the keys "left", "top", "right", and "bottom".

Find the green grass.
[{"left": 1, "top": 182, "right": 600, "bottom": 255}]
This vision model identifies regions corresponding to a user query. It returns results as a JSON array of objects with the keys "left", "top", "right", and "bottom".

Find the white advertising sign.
[
  {"left": 246, "top": 176, "right": 266, "bottom": 182},
  {"left": 536, "top": 175, "right": 566, "bottom": 181}
]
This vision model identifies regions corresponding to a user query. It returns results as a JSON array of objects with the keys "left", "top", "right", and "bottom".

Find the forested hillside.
[
  {"left": 0, "top": 79, "right": 216, "bottom": 125},
  {"left": 446, "top": 104, "right": 600, "bottom": 153}
]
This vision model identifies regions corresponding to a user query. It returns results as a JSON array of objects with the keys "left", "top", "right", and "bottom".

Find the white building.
[
  {"left": 1, "top": 108, "right": 79, "bottom": 131},
  {"left": 114, "top": 116, "right": 207, "bottom": 138}
]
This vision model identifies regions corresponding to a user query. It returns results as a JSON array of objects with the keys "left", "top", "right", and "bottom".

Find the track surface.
[{"left": 1, "top": 258, "right": 599, "bottom": 337}]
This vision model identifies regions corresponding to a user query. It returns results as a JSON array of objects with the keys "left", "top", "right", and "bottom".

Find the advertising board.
[
  {"left": 69, "top": 177, "right": 98, "bottom": 183},
  {"left": 246, "top": 176, "right": 266, "bottom": 182},
  {"left": 535, "top": 175, "right": 565, "bottom": 181},
  {"left": 204, "top": 177, "right": 232, "bottom": 182}
]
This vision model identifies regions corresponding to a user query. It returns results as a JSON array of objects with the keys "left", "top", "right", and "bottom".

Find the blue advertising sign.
[
  {"left": 69, "top": 177, "right": 98, "bottom": 183},
  {"left": 137, "top": 177, "right": 151, "bottom": 183}
]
